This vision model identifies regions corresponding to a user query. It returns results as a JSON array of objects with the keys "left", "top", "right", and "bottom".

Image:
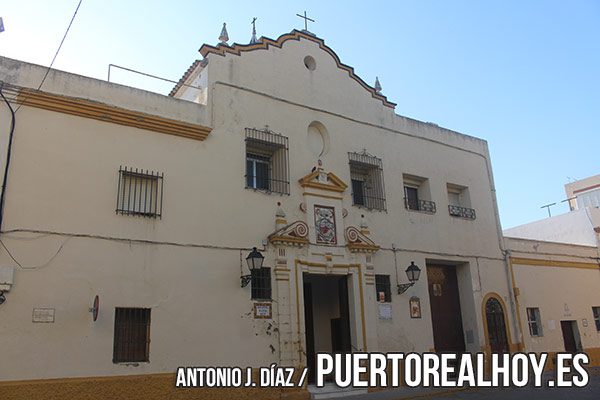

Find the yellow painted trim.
[
  {"left": 16, "top": 88, "right": 212, "bottom": 141},
  {"left": 298, "top": 170, "right": 348, "bottom": 193},
  {"left": 508, "top": 258, "right": 526, "bottom": 352},
  {"left": 299, "top": 181, "right": 346, "bottom": 193},
  {"left": 302, "top": 191, "right": 344, "bottom": 200},
  {"left": 510, "top": 257, "right": 600, "bottom": 270},
  {"left": 0, "top": 372, "right": 174, "bottom": 386},
  {"left": 0, "top": 371, "right": 310, "bottom": 400},
  {"left": 294, "top": 259, "right": 302, "bottom": 365},
  {"left": 347, "top": 243, "right": 381, "bottom": 252},
  {"left": 268, "top": 236, "right": 309, "bottom": 245},
  {"left": 357, "top": 263, "right": 368, "bottom": 352}
]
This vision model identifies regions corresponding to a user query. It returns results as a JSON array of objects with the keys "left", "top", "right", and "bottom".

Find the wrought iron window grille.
[
  {"left": 404, "top": 197, "right": 436, "bottom": 214},
  {"left": 116, "top": 167, "right": 163, "bottom": 218},
  {"left": 251, "top": 267, "right": 272, "bottom": 300},
  {"left": 113, "top": 307, "right": 151, "bottom": 363},
  {"left": 375, "top": 275, "right": 392, "bottom": 303},
  {"left": 348, "top": 151, "right": 386, "bottom": 211},
  {"left": 448, "top": 204, "right": 476, "bottom": 220},
  {"left": 245, "top": 128, "right": 289, "bottom": 195}
]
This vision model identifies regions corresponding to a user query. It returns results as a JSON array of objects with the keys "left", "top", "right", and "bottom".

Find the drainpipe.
[
  {"left": 482, "top": 142, "right": 522, "bottom": 350},
  {"left": 0, "top": 87, "right": 16, "bottom": 232}
]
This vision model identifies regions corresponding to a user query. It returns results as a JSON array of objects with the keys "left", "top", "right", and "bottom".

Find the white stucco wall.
[{"left": 0, "top": 34, "right": 512, "bottom": 382}]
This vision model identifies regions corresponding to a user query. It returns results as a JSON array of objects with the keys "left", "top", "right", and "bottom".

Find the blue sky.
[{"left": 1, "top": 0, "right": 598, "bottom": 229}]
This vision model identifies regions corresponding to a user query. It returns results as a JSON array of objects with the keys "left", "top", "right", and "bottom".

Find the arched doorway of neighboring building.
[{"left": 485, "top": 297, "right": 509, "bottom": 353}]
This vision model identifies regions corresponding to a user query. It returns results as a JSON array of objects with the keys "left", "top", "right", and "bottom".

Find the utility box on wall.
[{"left": 0, "top": 265, "right": 15, "bottom": 291}]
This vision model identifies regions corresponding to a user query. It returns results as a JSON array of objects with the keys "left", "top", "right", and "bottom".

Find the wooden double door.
[{"left": 427, "top": 264, "right": 466, "bottom": 353}]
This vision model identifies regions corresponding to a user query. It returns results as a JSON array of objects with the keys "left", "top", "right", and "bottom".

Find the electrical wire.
[
  {"left": 0, "top": 86, "right": 16, "bottom": 232},
  {"left": 0, "top": 237, "right": 69, "bottom": 270},
  {"left": 15, "top": 0, "right": 84, "bottom": 113}
]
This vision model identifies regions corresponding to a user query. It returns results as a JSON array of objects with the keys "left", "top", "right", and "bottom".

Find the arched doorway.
[{"left": 485, "top": 297, "right": 509, "bottom": 353}]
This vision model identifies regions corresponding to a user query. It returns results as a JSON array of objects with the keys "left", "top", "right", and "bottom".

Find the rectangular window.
[
  {"left": 113, "top": 307, "right": 151, "bottom": 363},
  {"left": 246, "top": 155, "right": 270, "bottom": 190},
  {"left": 593, "top": 307, "right": 600, "bottom": 332},
  {"left": 403, "top": 174, "right": 436, "bottom": 213},
  {"left": 116, "top": 167, "right": 163, "bottom": 218},
  {"left": 251, "top": 267, "right": 272, "bottom": 300},
  {"left": 447, "top": 183, "right": 476, "bottom": 219},
  {"left": 245, "top": 128, "right": 289, "bottom": 195},
  {"left": 375, "top": 274, "right": 392, "bottom": 303},
  {"left": 348, "top": 151, "right": 386, "bottom": 211},
  {"left": 404, "top": 186, "right": 419, "bottom": 210},
  {"left": 351, "top": 179, "right": 365, "bottom": 206},
  {"left": 526, "top": 307, "right": 543, "bottom": 337}
]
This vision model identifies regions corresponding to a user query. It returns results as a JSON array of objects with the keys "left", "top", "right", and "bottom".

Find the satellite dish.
[{"left": 89, "top": 295, "right": 99, "bottom": 322}]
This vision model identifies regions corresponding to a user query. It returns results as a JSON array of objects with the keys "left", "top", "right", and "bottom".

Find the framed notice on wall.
[
  {"left": 253, "top": 302, "right": 272, "bottom": 319},
  {"left": 409, "top": 297, "right": 421, "bottom": 319}
]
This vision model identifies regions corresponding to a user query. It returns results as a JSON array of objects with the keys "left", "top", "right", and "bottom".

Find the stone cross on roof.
[
  {"left": 250, "top": 17, "right": 259, "bottom": 44},
  {"left": 296, "top": 11, "right": 315, "bottom": 33}
]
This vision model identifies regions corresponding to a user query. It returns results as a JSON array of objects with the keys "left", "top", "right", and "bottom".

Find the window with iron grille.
[
  {"left": 593, "top": 307, "right": 600, "bottom": 332},
  {"left": 245, "top": 128, "right": 289, "bottom": 195},
  {"left": 113, "top": 307, "right": 151, "bottom": 363},
  {"left": 251, "top": 267, "right": 272, "bottom": 300},
  {"left": 116, "top": 167, "right": 163, "bottom": 218},
  {"left": 375, "top": 274, "right": 392, "bottom": 303},
  {"left": 349, "top": 151, "right": 386, "bottom": 211},
  {"left": 526, "top": 307, "right": 543, "bottom": 337}
]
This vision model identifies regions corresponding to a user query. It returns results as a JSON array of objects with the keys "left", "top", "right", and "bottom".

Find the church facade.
[{"left": 0, "top": 30, "right": 526, "bottom": 398}]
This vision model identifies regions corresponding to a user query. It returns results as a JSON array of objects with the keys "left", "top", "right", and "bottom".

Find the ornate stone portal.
[{"left": 267, "top": 165, "right": 380, "bottom": 368}]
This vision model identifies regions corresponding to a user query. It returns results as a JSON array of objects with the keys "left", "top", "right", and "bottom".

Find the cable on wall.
[{"left": 14, "top": 0, "right": 84, "bottom": 113}]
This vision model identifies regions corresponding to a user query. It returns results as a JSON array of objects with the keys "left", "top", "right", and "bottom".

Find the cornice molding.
[
  {"left": 197, "top": 30, "right": 396, "bottom": 109},
  {"left": 510, "top": 256, "right": 600, "bottom": 270},
  {"left": 268, "top": 221, "right": 309, "bottom": 247},
  {"left": 16, "top": 87, "right": 212, "bottom": 141},
  {"left": 345, "top": 226, "right": 380, "bottom": 253},
  {"left": 298, "top": 169, "right": 348, "bottom": 193}
]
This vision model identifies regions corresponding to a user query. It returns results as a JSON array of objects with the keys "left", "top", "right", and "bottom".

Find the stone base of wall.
[
  {"left": 544, "top": 347, "right": 600, "bottom": 371},
  {"left": 0, "top": 373, "right": 309, "bottom": 400}
]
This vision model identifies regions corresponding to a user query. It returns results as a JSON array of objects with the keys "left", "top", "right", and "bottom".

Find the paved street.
[{"left": 334, "top": 368, "right": 600, "bottom": 400}]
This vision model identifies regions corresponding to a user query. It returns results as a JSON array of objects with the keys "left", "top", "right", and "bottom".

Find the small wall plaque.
[
  {"left": 254, "top": 302, "right": 272, "bottom": 319},
  {"left": 32, "top": 308, "right": 55, "bottom": 323},
  {"left": 378, "top": 303, "right": 392, "bottom": 320},
  {"left": 409, "top": 297, "right": 421, "bottom": 319}
]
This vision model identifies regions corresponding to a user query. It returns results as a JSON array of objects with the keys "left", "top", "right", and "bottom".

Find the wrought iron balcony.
[
  {"left": 404, "top": 198, "right": 436, "bottom": 214},
  {"left": 448, "top": 204, "right": 476, "bottom": 220}
]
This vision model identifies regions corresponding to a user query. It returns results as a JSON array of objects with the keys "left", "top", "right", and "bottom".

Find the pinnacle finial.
[
  {"left": 250, "top": 17, "right": 259, "bottom": 44},
  {"left": 374, "top": 77, "right": 382, "bottom": 93},
  {"left": 219, "top": 23, "right": 229, "bottom": 45}
]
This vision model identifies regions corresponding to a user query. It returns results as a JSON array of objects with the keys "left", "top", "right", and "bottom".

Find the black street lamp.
[
  {"left": 397, "top": 261, "right": 421, "bottom": 294},
  {"left": 241, "top": 247, "right": 264, "bottom": 287}
]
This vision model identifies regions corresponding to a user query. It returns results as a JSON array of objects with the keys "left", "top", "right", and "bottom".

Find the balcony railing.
[
  {"left": 404, "top": 198, "right": 436, "bottom": 214},
  {"left": 448, "top": 204, "right": 476, "bottom": 220}
]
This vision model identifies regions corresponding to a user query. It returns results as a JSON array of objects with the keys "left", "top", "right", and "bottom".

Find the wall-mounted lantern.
[
  {"left": 241, "top": 247, "right": 264, "bottom": 287},
  {"left": 397, "top": 261, "right": 421, "bottom": 294},
  {"left": 0, "top": 290, "right": 6, "bottom": 305}
]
